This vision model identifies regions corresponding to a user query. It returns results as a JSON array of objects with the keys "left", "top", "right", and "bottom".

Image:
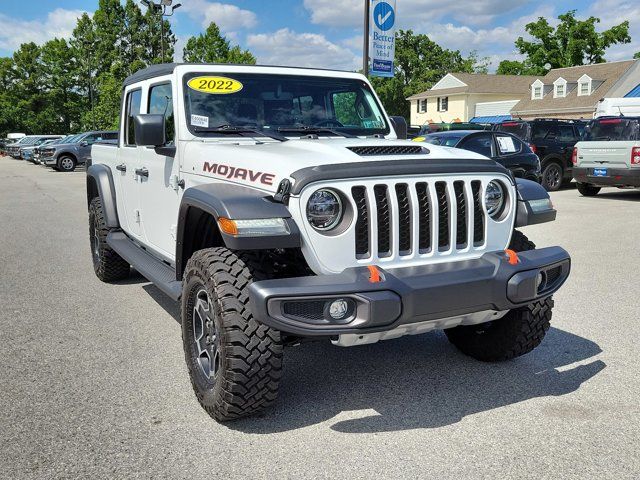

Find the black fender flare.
[
  {"left": 86, "top": 164, "right": 120, "bottom": 228},
  {"left": 176, "top": 183, "right": 301, "bottom": 277},
  {"left": 514, "top": 178, "right": 556, "bottom": 227}
]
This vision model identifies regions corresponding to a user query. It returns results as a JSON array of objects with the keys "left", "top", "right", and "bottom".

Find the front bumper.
[
  {"left": 573, "top": 167, "right": 640, "bottom": 187},
  {"left": 43, "top": 156, "right": 57, "bottom": 166},
  {"left": 249, "top": 247, "right": 571, "bottom": 337}
]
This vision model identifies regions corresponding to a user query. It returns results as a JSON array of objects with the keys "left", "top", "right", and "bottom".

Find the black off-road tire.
[
  {"left": 508, "top": 229, "right": 536, "bottom": 252},
  {"left": 88, "top": 197, "right": 130, "bottom": 282},
  {"left": 445, "top": 229, "right": 553, "bottom": 361},
  {"left": 577, "top": 182, "right": 601, "bottom": 197},
  {"left": 181, "top": 248, "right": 283, "bottom": 422}
]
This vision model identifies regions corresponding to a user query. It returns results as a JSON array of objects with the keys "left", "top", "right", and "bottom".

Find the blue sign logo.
[{"left": 373, "top": 2, "right": 395, "bottom": 31}]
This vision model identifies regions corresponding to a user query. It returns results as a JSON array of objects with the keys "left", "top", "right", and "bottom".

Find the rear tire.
[
  {"left": 88, "top": 197, "right": 130, "bottom": 282},
  {"left": 541, "top": 161, "right": 563, "bottom": 191},
  {"left": 181, "top": 248, "right": 283, "bottom": 422},
  {"left": 577, "top": 182, "right": 600, "bottom": 196},
  {"left": 445, "top": 230, "right": 552, "bottom": 361}
]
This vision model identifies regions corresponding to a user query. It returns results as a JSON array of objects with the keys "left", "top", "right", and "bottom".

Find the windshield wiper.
[
  {"left": 276, "top": 125, "right": 356, "bottom": 138},
  {"left": 193, "top": 125, "right": 288, "bottom": 142}
]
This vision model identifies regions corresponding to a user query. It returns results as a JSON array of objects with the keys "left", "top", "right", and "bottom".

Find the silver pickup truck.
[
  {"left": 40, "top": 131, "right": 118, "bottom": 172},
  {"left": 573, "top": 116, "right": 640, "bottom": 196}
]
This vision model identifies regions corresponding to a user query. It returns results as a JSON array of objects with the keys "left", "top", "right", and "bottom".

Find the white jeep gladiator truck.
[{"left": 88, "top": 63, "right": 570, "bottom": 422}]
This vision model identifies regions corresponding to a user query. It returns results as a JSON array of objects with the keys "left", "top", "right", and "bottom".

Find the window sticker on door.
[
  {"left": 190, "top": 114, "right": 209, "bottom": 128},
  {"left": 187, "top": 76, "right": 243, "bottom": 95},
  {"left": 497, "top": 136, "right": 517, "bottom": 153}
]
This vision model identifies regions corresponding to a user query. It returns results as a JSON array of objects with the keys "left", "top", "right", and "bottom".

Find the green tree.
[
  {"left": 40, "top": 39, "right": 83, "bottom": 133},
  {"left": 369, "top": 30, "right": 482, "bottom": 118},
  {"left": 497, "top": 10, "right": 631, "bottom": 75},
  {"left": 183, "top": 23, "right": 256, "bottom": 64},
  {"left": 634, "top": 52, "right": 640, "bottom": 60}
]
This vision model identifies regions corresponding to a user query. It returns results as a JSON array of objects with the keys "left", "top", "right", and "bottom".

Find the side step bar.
[{"left": 107, "top": 231, "right": 182, "bottom": 301}]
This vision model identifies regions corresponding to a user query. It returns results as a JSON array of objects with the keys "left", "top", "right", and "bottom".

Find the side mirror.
[
  {"left": 80, "top": 141, "right": 88, "bottom": 147},
  {"left": 389, "top": 116, "right": 408, "bottom": 140},
  {"left": 134, "top": 114, "right": 166, "bottom": 147}
]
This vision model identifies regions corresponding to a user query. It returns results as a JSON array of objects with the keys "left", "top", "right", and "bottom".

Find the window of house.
[
  {"left": 554, "top": 82, "right": 566, "bottom": 98},
  {"left": 420, "top": 99, "right": 427, "bottom": 113},
  {"left": 148, "top": 83, "right": 175, "bottom": 144},
  {"left": 579, "top": 82, "right": 590, "bottom": 96},
  {"left": 533, "top": 86, "right": 542, "bottom": 99},
  {"left": 125, "top": 89, "right": 142, "bottom": 146},
  {"left": 438, "top": 97, "right": 448, "bottom": 112}
]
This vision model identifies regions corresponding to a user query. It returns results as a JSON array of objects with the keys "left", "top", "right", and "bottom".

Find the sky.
[{"left": 0, "top": 0, "right": 639, "bottom": 71}]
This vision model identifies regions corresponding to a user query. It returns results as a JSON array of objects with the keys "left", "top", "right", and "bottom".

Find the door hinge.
[
  {"left": 170, "top": 175, "right": 184, "bottom": 191},
  {"left": 170, "top": 225, "right": 177, "bottom": 240},
  {"left": 134, "top": 209, "right": 141, "bottom": 223}
]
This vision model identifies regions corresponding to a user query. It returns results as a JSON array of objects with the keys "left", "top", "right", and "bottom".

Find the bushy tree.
[
  {"left": 183, "top": 23, "right": 256, "bottom": 64},
  {"left": 498, "top": 10, "right": 631, "bottom": 75},
  {"left": 369, "top": 30, "right": 484, "bottom": 118}
]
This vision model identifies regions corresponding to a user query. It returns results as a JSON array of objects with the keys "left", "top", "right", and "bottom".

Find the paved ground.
[{"left": 0, "top": 158, "right": 639, "bottom": 479}]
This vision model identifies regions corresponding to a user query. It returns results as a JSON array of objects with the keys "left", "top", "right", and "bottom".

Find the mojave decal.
[{"left": 202, "top": 162, "right": 275, "bottom": 186}]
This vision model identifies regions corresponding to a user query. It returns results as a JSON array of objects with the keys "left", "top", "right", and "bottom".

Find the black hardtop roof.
[
  {"left": 123, "top": 63, "right": 355, "bottom": 87},
  {"left": 591, "top": 116, "right": 640, "bottom": 121},
  {"left": 426, "top": 130, "right": 487, "bottom": 137}
]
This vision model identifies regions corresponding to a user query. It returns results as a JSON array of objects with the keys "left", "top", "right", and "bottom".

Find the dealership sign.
[{"left": 370, "top": 0, "right": 396, "bottom": 78}]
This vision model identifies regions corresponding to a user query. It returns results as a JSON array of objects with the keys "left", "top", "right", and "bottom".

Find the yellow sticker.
[{"left": 187, "top": 76, "right": 243, "bottom": 95}]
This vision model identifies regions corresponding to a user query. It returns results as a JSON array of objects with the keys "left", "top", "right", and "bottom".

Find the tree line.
[{"left": 0, "top": 5, "right": 634, "bottom": 135}]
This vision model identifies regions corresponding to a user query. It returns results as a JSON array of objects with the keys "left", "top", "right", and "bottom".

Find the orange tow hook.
[
  {"left": 367, "top": 265, "right": 382, "bottom": 283},
  {"left": 504, "top": 249, "right": 519, "bottom": 265}
]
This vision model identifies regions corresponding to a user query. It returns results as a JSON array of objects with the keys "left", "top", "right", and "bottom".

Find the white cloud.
[
  {"left": 304, "top": 0, "right": 531, "bottom": 28},
  {"left": 246, "top": 28, "right": 360, "bottom": 70},
  {"left": 589, "top": 0, "right": 640, "bottom": 60},
  {"left": 0, "top": 8, "right": 86, "bottom": 52},
  {"left": 181, "top": 0, "right": 257, "bottom": 31}
]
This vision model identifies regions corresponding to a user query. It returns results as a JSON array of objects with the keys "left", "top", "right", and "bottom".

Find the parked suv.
[
  {"left": 21, "top": 138, "right": 63, "bottom": 162},
  {"left": 417, "top": 130, "right": 541, "bottom": 182},
  {"left": 41, "top": 131, "right": 118, "bottom": 172},
  {"left": 573, "top": 116, "right": 640, "bottom": 196},
  {"left": 87, "top": 63, "right": 570, "bottom": 422},
  {"left": 493, "top": 119, "right": 584, "bottom": 191}
]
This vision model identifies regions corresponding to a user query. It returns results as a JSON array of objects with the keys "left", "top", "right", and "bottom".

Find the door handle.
[
  {"left": 115, "top": 163, "right": 126, "bottom": 172},
  {"left": 135, "top": 168, "right": 149, "bottom": 178}
]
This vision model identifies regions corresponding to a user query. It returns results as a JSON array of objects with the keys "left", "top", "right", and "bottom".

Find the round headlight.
[
  {"left": 306, "top": 189, "right": 343, "bottom": 231},
  {"left": 485, "top": 181, "right": 505, "bottom": 217}
]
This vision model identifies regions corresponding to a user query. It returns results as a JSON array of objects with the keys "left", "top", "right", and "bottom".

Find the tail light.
[
  {"left": 632, "top": 147, "right": 640, "bottom": 165},
  {"left": 529, "top": 144, "right": 537, "bottom": 154},
  {"left": 572, "top": 147, "right": 578, "bottom": 166}
]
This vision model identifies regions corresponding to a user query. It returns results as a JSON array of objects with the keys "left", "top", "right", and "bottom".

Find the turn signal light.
[
  {"left": 572, "top": 147, "right": 578, "bottom": 166},
  {"left": 529, "top": 144, "right": 537, "bottom": 155},
  {"left": 631, "top": 147, "right": 640, "bottom": 165}
]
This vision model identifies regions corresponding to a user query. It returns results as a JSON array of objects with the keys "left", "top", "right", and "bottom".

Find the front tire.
[
  {"left": 445, "top": 230, "right": 553, "bottom": 361},
  {"left": 58, "top": 155, "right": 76, "bottom": 172},
  {"left": 577, "top": 182, "right": 601, "bottom": 197},
  {"left": 181, "top": 248, "right": 283, "bottom": 422},
  {"left": 88, "top": 197, "right": 130, "bottom": 282}
]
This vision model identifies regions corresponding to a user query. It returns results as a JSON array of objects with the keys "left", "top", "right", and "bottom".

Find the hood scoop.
[{"left": 347, "top": 145, "right": 430, "bottom": 156}]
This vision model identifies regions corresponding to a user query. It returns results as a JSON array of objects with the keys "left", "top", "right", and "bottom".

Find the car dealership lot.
[{"left": 0, "top": 159, "right": 638, "bottom": 479}]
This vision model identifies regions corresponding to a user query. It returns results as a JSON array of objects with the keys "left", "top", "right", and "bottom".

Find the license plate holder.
[{"left": 592, "top": 168, "right": 608, "bottom": 177}]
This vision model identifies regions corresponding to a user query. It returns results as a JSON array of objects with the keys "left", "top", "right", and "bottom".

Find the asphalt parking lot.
[{"left": 1, "top": 158, "right": 639, "bottom": 479}]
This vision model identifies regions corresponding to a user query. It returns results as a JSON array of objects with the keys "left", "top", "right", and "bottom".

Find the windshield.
[
  {"left": 183, "top": 73, "right": 389, "bottom": 137},
  {"left": 422, "top": 134, "right": 463, "bottom": 147},
  {"left": 495, "top": 122, "right": 530, "bottom": 141},
  {"left": 585, "top": 118, "right": 640, "bottom": 141}
]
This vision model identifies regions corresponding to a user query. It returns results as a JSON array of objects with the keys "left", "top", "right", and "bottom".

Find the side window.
[
  {"left": 459, "top": 133, "right": 493, "bottom": 157},
  {"left": 148, "top": 83, "right": 174, "bottom": 144},
  {"left": 531, "top": 123, "right": 551, "bottom": 141},
  {"left": 496, "top": 134, "right": 522, "bottom": 155},
  {"left": 557, "top": 125, "right": 576, "bottom": 142},
  {"left": 83, "top": 134, "right": 99, "bottom": 145},
  {"left": 125, "top": 89, "right": 142, "bottom": 146}
]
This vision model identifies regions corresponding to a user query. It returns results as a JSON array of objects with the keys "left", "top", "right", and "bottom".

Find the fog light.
[
  {"left": 536, "top": 272, "right": 546, "bottom": 291},
  {"left": 328, "top": 299, "right": 349, "bottom": 320}
]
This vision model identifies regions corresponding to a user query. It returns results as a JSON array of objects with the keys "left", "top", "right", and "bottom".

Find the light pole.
[{"left": 140, "top": 0, "right": 181, "bottom": 63}]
